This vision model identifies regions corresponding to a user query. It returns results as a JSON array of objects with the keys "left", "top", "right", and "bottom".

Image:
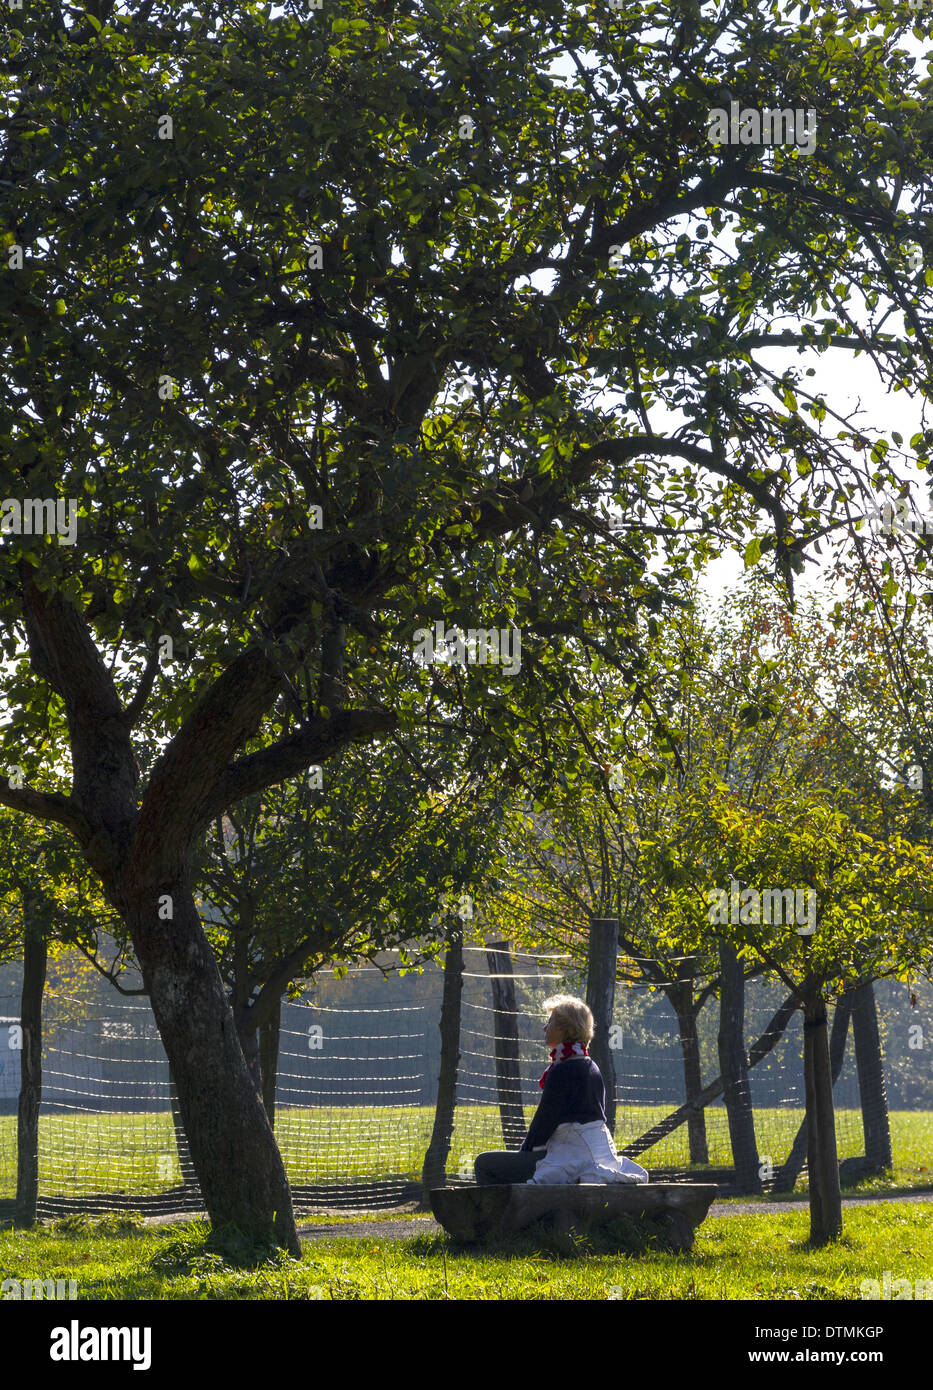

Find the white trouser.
[{"left": 526, "top": 1121, "right": 649, "bottom": 1185}]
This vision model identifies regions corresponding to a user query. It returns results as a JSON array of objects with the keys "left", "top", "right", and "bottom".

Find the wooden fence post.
[
  {"left": 259, "top": 999, "right": 281, "bottom": 1130},
  {"left": 717, "top": 939, "right": 760, "bottom": 1192},
  {"left": 15, "top": 910, "right": 47, "bottom": 1228},
  {"left": 485, "top": 940, "right": 525, "bottom": 1149},
  {"left": 851, "top": 982, "right": 893, "bottom": 1171},
  {"left": 421, "top": 923, "right": 464, "bottom": 1200},
  {"left": 586, "top": 917, "right": 618, "bottom": 1133}
]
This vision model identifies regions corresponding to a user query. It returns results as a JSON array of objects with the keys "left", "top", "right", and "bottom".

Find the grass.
[
  {"left": 0, "top": 1201, "right": 930, "bottom": 1299},
  {"left": 0, "top": 1105, "right": 930, "bottom": 1198}
]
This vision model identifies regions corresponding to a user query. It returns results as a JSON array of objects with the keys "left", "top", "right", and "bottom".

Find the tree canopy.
[
  {"left": 3, "top": 0, "right": 933, "bottom": 1247},
  {"left": 4, "top": 0, "right": 933, "bottom": 856}
]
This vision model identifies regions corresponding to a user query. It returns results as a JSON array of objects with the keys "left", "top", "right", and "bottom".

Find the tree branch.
[
  {"left": 124, "top": 646, "right": 160, "bottom": 728},
  {"left": 74, "top": 939, "right": 148, "bottom": 996},
  {"left": 0, "top": 779, "right": 92, "bottom": 844},
  {"left": 201, "top": 706, "right": 398, "bottom": 830}
]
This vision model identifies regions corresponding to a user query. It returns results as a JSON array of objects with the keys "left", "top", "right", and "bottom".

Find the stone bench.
[{"left": 430, "top": 1182, "right": 719, "bottom": 1252}]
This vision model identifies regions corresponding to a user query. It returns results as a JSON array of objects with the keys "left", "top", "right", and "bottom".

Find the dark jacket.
[{"left": 520, "top": 1056, "right": 608, "bottom": 1153}]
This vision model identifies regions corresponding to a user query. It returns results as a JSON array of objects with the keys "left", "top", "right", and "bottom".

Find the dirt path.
[
  {"left": 294, "top": 1189, "right": 933, "bottom": 1242},
  {"left": 137, "top": 1189, "right": 933, "bottom": 1239},
  {"left": 707, "top": 1191, "right": 933, "bottom": 1219}
]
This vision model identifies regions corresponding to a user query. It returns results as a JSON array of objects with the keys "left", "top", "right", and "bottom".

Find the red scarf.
[{"left": 539, "top": 1039, "right": 589, "bottom": 1088}]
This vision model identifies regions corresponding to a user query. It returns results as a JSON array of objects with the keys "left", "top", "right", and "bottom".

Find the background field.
[{"left": 1, "top": 1105, "right": 929, "bottom": 1198}]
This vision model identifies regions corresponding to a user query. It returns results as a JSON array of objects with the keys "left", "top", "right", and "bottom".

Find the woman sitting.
[{"left": 473, "top": 993, "right": 648, "bottom": 1186}]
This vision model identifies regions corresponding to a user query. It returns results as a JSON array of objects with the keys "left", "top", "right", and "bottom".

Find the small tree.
[
  {"left": 193, "top": 735, "right": 507, "bottom": 1121},
  {"left": 646, "top": 777, "right": 933, "bottom": 1244}
]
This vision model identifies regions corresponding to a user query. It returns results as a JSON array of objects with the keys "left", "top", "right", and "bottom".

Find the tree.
[
  {"left": 644, "top": 775, "right": 933, "bottom": 1243},
  {"left": 193, "top": 731, "right": 506, "bottom": 1121},
  {"left": 489, "top": 781, "right": 724, "bottom": 1162},
  {"left": 420, "top": 914, "right": 464, "bottom": 1202},
  {"left": 718, "top": 572, "right": 933, "bottom": 1182},
  {"left": 0, "top": 812, "right": 117, "bottom": 1226},
  {"left": 2, "top": 0, "right": 931, "bottom": 1248}
]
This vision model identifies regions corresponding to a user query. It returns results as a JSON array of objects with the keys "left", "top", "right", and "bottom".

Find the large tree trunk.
[
  {"left": 851, "top": 982, "right": 892, "bottom": 1172},
  {"left": 803, "top": 984, "right": 843, "bottom": 1244},
  {"left": 15, "top": 903, "right": 47, "bottom": 1228},
  {"left": 123, "top": 877, "right": 300, "bottom": 1256},
  {"left": 670, "top": 984, "right": 709, "bottom": 1165},
  {"left": 19, "top": 578, "right": 310, "bottom": 1255},
  {"left": 422, "top": 925, "right": 464, "bottom": 1203},
  {"left": 485, "top": 940, "right": 525, "bottom": 1148},
  {"left": 717, "top": 941, "right": 760, "bottom": 1193}
]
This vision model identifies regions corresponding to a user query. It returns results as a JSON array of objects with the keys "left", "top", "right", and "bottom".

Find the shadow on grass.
[
  {"left": 45, "top": 1212, "right": 150, "bottom": 1237},
  {"left": 403, "top": 1212, "right": 679, "bottom": 1261},
  {"left": 787, "top": 1234, "right": 859, "bottom": 1256},
  {"left": 148, "top": 1220, "right": 299, "bottom": 1275}
]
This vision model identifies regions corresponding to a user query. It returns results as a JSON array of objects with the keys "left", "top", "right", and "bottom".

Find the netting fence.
[{"left": 0, "top": 944, "right": 924, "bottom": 1215}]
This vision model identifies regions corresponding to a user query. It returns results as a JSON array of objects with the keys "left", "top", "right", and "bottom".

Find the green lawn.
[
  {"left": 0, "top": 1105, "right": 929, "bottom": 1199},
  {"left": 0, "top": 1201, "right": 931, "bottom": 1299}
]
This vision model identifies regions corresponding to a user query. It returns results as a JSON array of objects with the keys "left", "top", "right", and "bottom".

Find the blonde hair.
[{"left": 544, "top": 994, "right": 594, "bottom": 1046}]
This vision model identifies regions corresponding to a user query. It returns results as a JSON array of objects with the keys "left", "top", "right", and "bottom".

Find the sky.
[
  {"left": 525, "top": 7, "right": 933, "bottom": 613},
  {"left": 700, "top": 345, "right": 930, "bottom": 608}
]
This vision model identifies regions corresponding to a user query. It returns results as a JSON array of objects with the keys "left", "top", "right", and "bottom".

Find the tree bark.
[
  {"left": 586, "top": 917, "right": 618, "bottom": 1134},
  {"left": 122, "top": 877, "right": 300, "bottom": 1255},
  {"left": 259, "top": 999, "right": 281, "bottom": 1129},
  {"left": 485, "top": 940, "right": 525, "bottom": 1148},
  {"left": 12, "top": 558, "right": 386, "bottom": 1256},
  {"left": 15, "top": 904, "right": 47, "bottom": 1228},
  {"left": 851, "top": 982, "right": 893, "bottom": 1171},
  {"left": 774, "top": 992, "right": 850, "bottom": 1194},
  {"left": 717, "top": 941, "right": 760, "bottom": 1193},
  {"left": 803, "top": 985, "right": 843, "bottom": 1244},
  {"left": 422, "top": 925, "right": 464, "bottom": 1203},
  {"left": 671, "top": 984, "right": 709, "bottom": 1164},
  {"left": 239, "top": 1018, "right": 263, "bottom": 1099}
]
